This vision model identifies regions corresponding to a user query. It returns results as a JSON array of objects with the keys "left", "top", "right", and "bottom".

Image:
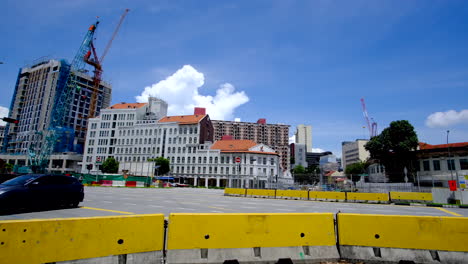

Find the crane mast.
[
  {"left": 360, "top": 98, "right": 378, "bottom": 138},
  {"left": 86, "top": 8, "right": 129, "bottom": 119},
  {"left": 30, "top": 22, "right": 99, "bottom": 172}
]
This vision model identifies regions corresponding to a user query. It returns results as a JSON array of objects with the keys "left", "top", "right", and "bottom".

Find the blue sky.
[{"left": 1, "top": 0, "right": 467, "bottom": 156}]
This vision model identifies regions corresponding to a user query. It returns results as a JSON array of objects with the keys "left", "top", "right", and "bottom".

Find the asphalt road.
[{"left": 0, "top": 187, "right": 467, "bottom": 220}]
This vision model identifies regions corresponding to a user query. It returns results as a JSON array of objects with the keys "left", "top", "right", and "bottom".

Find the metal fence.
[{"left": 354, "top": 182, "right": 432, "bottom": 193}]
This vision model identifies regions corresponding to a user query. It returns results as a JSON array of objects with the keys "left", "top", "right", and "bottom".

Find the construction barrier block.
[
  {"left": 100, "top": 180, "right": 113, "bottom": 187},
  {"left": 125, "top": 181, "right": 137, "bottom": 187},
  {"left": 112, "top": 180, "right": 125, "bottom": 187},
  {"left": 136, "top": 182, "right": 145, "bottom": 187},
  {"left": 246, "top": 189, "right": 275, "bottom": 198},
  {"left": 0, "top": 214, "right": 165, "bottom": 264},
  {"left": 167, "top": 213, "right": 339, "bottom": 263},
  {"left": 390, "top": 191, "right": 433, "bottom": 201},
  {"left": 224, "top": 188, "right": 246, "bottom": 196},
  {"left": 276, "top": 190, "right": 308, "bottom": 199},
  {"left": 347, "top": 192, "right": 389, "bottom": 202},
  {"left": 310, "top": 191, "right": 346, "bottom": 201},
  {"left": 338, "top": 214, "right": 468, "bottom": 263}
]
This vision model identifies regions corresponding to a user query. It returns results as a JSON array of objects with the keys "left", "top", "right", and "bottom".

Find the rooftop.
[
  {"left": 108, "top": 103, "right": 147, "bottom": 109},
  {"left": 158, "top": 115, "right": 206, "bottom": 124},
  {"left": 211, "top": 139, "right": 277, "bottom": 155},
  {"left": 419, "top": 142, "right": 468, "bottom": 150}
]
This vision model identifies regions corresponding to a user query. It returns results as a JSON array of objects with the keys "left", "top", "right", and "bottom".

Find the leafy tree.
[
  {"left": 293, "top": 164, "right": 305, "bottom": 174},
  {"left": 149, "top": 157, "right": 170, "bottom": 175},
  {"left": 365, "top": 120, "right": 418, "bottom": 182},
  {"left": 306, "top": 165, "right": 320, "bottom": 174},
  {"left": 102, "top": 157, "right": 119, "bottom": 173},
  {"left": 4, "top": 163, "right": 14, "bottom": 173},
  {"left": 345, "top": 161, "right": 366, "bottom": 175}
]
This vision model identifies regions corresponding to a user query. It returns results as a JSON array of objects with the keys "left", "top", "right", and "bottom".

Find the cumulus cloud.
[
  {"left": 0, "top": 106, "right": 9, "bottom": 126},
  {"left": 136, "top": 65, "right": 249, "bottom": 120},
  {"left": 312, "top": 148, "right": 325, "bottom": 153},
  {"left": 289, "top": 135, "right": 296, "bottom": 144},
  {"left": 425, "top": 110, "right": 468, "bottom": 128}
]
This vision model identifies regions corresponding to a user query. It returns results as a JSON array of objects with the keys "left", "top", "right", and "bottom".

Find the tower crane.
[
  {"left": 84, "top": 8, "right": 130, "bottom": 119},
  {"left": 29, "top": 22, "right": 100, "bottom": 172},
  {"left": 360, "top": 98, "right": 378, "bottom": 138}
]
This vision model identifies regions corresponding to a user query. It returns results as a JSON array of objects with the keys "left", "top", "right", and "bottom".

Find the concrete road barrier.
[
  {"left": 0, "top": 214, "right": 165, "bottom": 264},
  {"left": 310, "top": 191, "right": 346, "bottom": 202},
  {"left": 112, "top": 180, "right": 125, "bottom": 187},
  {"left": 346, "top": 192, "right": 389, "bottom": 203},
  {"left": 224, "top": 188, "right": 246, "bottom": 197},
  {"left": 390, "top": 191, "right": 433, "bottom": 202},
  {"left": 166, "top": 213, "right": 339, "bottom": 263},
  {"left": 246, "top": 189, "right": 275, "bottom": 198},
  {"left": 338, "top": 213, "right": 468, "bottom": 263},
  {"left": 275, "top": 190, "right": 308, "bottom": 200}
]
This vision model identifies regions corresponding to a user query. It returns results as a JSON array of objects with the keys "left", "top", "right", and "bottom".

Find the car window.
[{"left": 2, "top": 175, "right": 38, "bottom": 186}]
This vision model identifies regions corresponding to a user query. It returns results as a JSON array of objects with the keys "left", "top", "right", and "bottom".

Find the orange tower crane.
[{"left": 84, "top": 8, "right": 130, "bottom": 118}]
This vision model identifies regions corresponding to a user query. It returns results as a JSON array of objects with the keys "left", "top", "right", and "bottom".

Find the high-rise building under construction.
[{"left": 1, "top": 59, "right": 112, "bottom": 171}]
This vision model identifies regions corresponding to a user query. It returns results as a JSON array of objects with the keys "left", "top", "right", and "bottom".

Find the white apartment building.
[
  {"left": 295, "top": 124, "right": 312, "bottom": 153},
  {"left": 341, "top": 139, "right": 370, "bottom": 170},
  {"left": 81, "top": 100, "right": 279, "bottom": 188}
]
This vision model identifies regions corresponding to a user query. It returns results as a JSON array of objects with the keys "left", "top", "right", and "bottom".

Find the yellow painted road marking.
[
  {"left": 435, "top": 207, "right": 462, "bottom": 217},
  {"left": 81, "top": 206, "right": 134, "bottom": 215}
]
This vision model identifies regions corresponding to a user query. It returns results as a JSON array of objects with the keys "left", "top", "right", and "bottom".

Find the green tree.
[
  {"left": 149, "top": 157, "right": 170, "bottom": 175},
  {"left": 345, "top": 161, "right": 366, "bottom": 175},
  {"left": 293, "top": 164, "right": 305, "bottom": 174},
  {"left": 365, "top": 120, "right": 419, "bottom": 182},
  {"left": 5, "top": 163, "right": 14, "bottom": 173},
  {"left": 102, "top": 157, "right": 119, "bottom": 173}
]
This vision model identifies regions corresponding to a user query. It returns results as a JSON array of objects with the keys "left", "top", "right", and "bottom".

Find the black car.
[{"left": 0, "top": 174, "right": 84, "bottom": 212}]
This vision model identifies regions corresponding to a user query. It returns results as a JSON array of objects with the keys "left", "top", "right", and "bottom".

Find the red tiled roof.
[
  {"left": 158, "top": 115, "right": 206, "bottom": 124},
  {"left": 211, "top": 140, "right": 278, "bottom": 155},
  {"left": 108, "top": 103, "right": 147, "bottom": 109},
  {"left": 324, "top": 171, "right": 336, "bottom": 177},
  {"left": 419, "top": 142, "right": 468, "bottom": 150}
]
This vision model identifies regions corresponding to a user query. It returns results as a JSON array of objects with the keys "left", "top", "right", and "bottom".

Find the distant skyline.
[{"left": 1, "top": 0, "right": 467, "bottom": 157}]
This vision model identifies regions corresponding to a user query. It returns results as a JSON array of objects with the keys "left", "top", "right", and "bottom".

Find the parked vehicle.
[{"left": 0, "top": 174, "right": 84, "bottom": 213}]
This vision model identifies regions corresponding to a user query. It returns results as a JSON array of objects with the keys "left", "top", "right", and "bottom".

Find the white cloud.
[
  {"left": 0, "top": 106, "right": 9, "bottom": 126},
  {"left": 234, "top": 118, "right": 241, "bottom": 122},
  {"left": 289, "top": 135, "right": 296, "bottom": 144},
  {"left": 312, "top": 148, "right": 325, "bottom": 153},
  {"left": 425, "top": 109, "right": 468, "bottom": 128},
  {"left": 136, "top": 65, "right": 249, "bottom": 120}
]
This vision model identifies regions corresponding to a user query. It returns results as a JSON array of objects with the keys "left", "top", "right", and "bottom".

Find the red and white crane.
[{"left": 360, "top": 98, "right": 378, "bottom": 138}]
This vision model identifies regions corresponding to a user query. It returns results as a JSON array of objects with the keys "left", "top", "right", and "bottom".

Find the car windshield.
[{"left": 1, "top": 175, "right": 38, "bottom": 186}]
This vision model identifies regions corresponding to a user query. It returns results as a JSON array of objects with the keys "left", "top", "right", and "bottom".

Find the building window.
[
  {"left": 460, "top": 159, "right": 468, "bottom": 170},
  {"left": 447, "top": 159, "right": 456, "bottom": 171},
  {"left": 433, "top": 160, "right": 441, "bottom": 171},
  {"left": 423, "top": 160, "right": 430, "bottom": 171}
]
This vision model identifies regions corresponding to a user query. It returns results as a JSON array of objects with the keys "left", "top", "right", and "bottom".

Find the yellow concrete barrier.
[
  {"left": 224, "top": 188, "right": 246, "bottom": 196},
  {"left": 347, "top": 192, "right": 389, "bottom": 202},
  {"left": 338, "top": 213, "right": 468, "bottom": 252},
  {"left": 246, "top": 188, "right": 276, "bottom": 197},
  {"left": 276, "top": 190, "right": 308, "bottom": 199},
  {"left": 390, "top": 191, "right": 433, "bottom": 201},
  {"left": 167, "top": 213, "right": 336, "bottom": 249},
  {"left": 310, "top": 191, "right": 346, "bottom": 201},
  {"left": 0, "top": 214, "right": 165, "bottom": 264}
]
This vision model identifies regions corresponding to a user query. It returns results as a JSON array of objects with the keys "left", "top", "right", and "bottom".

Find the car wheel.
[{"left": 70, "top": 201, "right": 80, "bottom": 208}]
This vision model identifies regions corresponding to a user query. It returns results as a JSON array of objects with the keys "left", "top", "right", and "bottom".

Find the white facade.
[
  {"left": 293, "top": 143, "right": 308, "bottom": 168},
  {"left": 341, "top": 139, "right": 370, "bottom": 170},
  {"left": 81, "top": 101, "right": 279, "bottom": 188},
  {"left": 295, "top": 124, "right": 312, "bottom": 152}
]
